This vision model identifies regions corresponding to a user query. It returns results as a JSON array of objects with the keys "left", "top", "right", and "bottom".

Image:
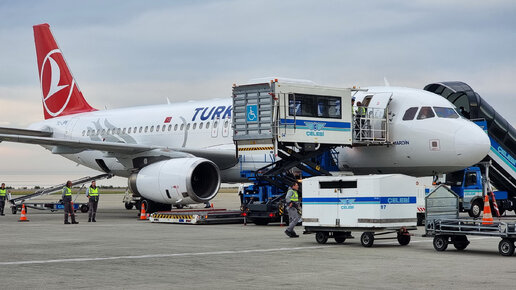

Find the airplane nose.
[{"left": 454, "top": 122, "right": 491, "bottom": 165}]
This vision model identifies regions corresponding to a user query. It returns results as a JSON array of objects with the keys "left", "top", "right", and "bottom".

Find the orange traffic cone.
[
  {"left": 18, "top": 204, "right": 30, "bottom": 222},
  {"left": 139, "top": 202, "right": 147, "bottom": 220},
  {"left": 482, "top": 195, "right": 493, "bottom": 225}
]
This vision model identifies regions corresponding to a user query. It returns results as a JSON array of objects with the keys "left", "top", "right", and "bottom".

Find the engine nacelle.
[{"left": 128, "top": 158, "right": 221, "bottom": 204}]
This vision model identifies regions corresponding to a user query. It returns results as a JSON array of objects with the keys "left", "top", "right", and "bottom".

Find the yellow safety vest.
[
  {"left": 290, "top": 190, "right": 299, "bottom": 202},
  {"left": 357, "top": 106, "right": 366, "bottom": 117},
  {"left": 64, "top": 187, "right": 72, "bottom": 196},
  {"left": 0, "top": 189, "right": 6, "bottom": 196},
  {"left": 89, "top": 187, "right": 99, "bottom": 197}
]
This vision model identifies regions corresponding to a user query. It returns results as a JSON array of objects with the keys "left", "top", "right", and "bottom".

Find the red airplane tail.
[{"left": 33, "top": 23, "right": 96, "bottom": 119}]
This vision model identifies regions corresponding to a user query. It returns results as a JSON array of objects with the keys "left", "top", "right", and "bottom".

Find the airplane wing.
[{"left": 0, "top": 130, "right": 238, "bottom": 169}]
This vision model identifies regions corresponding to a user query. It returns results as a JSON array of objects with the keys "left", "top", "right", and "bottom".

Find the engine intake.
[{"left": 128, "top": 157, "right": 221, "bottom": 204}]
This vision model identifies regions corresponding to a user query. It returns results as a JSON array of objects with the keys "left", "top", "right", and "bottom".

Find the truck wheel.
[
  {"left": 124, "top": 202, "right": 133, "bottom": 210},
  {"left": 360, "top": 232, "right": 374, "bottom": 247},
  {"left": 334, "top": 232, "right": 346, "bottom": 244},
  {"left": 80, "top": 204, "right": 89, "bottom": 213},
  {"left": 397, "top": 233, "right": 411, "bottom": 246},
  {"left": 315, "top": 232, "right": 328, "bottom": 244},
  {"left": 468, "top": 200, "right": 482, "bottom": 218},
  {"left": 499, "top": 239, "right": 515, "bottom": 256},
  {"left": 452, "top": 235, "right": 469, "bottom": 251},
  {"left": 433, "top": 235, "right": 448, "bottom": 251},
  {"left": 11, "top": 207, "right": 17, "bottom": 215}
]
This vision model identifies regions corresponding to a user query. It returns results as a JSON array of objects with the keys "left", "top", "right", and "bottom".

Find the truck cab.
[{"left": 446, "top": 166, "right": 511, "bottom": 217}]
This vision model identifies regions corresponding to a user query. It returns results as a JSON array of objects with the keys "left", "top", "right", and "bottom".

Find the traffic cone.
[
  {"left": 482, "top": 195, "right": 493, "bottom": 225},
  {"left": 18, "top": 204, "right": 30, "bottom": 222},
  {"left": 139, "top": 202, "right": 147, "bottom": 220},
  {"left": 490, "top": 192, "right": 501, "bottom": 217}
]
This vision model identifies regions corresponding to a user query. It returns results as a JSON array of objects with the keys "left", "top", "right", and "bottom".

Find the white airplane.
[{"left": 0, "top": 24, "right": 490, "bottom": 211}]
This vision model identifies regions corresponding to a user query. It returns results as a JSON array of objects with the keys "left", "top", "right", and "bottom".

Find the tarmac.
[{"left": 1, "top": 191, "right": 515, "bottom": 289}]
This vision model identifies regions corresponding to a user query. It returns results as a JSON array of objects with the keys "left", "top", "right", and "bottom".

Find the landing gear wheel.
[
  {"left": 124, "top": 202, "right": 134, "bottom": 210},
  {"left": 315, "top": 232, "right": 329, "bottom": 244},
  {"left": 433, "top": 235, "right": 448, "bottom": 251},
  {"left": 360, "top": 232, "right": 374, "bottom": 247},
  {"left": 499, "top": 239, "right": 515, "bottom": 256},
  {"left": 468, "top": 200, "right": 482, "bottom": 218},
  {"left": 80, "top": 204, "right": 89, "bottom": 213},
  {"left": 334, "top": 232, "right": 347, "bottom": 244},
  {"left": 452, "top": 235, "right": 470, "bottom": 251},
  {"left": 397, "top": 233, "right": 411, "bottom": 246}
]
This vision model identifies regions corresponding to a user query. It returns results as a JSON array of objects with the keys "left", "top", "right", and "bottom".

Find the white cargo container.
[{"left": 302, "top": 174, "right": 419, "bottom": 247}]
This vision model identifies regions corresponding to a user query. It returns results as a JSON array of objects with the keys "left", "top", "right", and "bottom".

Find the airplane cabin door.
[
  {"left": 222, "top": 118, "right": 230, "bottom": 137},
  {"left": 367, "top": 93, "right": 392, "bottom": 140},
  {"left": 211, "top": 118, "right": 219, "bottom": 138}
]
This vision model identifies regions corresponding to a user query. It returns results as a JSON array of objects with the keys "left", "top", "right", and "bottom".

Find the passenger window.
[
  {"left": 186, "top": 123, "right": 191, "bottom": 130},
  {"left": 214, "top": 121, "right": 218, "bottom": 128},
  {"left": 434, "top": 107, "right": 459, "bottom": 118},
  {"left": 150, "top": 126, "right": 154, "bottom": 132},
  {"left": 199, "top": 123, "right": 204, "bottom": 129},
  {"left": 180, "top": 124, "right": 184, "bottom": 131},
  {"left": 134, "top": 127, "right": 137, "bottom": 133},
  {"left": 101, "top": 129, "right": 106, "bottom": 135},
  {"left": 122, "top": 128, "right": 126, "bottom": 134},
  {"left": 139, "top": 127, "right": 143, "bottom": 133},
  {"left": 224, "top": 120, "right": 229, "bottom": 128},
  {"left": 417, "top": 106, "right": 435, "bottom": 120},
  {"left": 82, "top": 130, "right": 86, "bottom": 136},
  {"left": 162, "top": 125, "right": 166, "bottom": 132},
  {"left": 402, "top": 107, "right": 418, "bottom": 121},
  {"left": 174, "top": 124, "right": 178, "bottom": 131},
  {"left": 193, "top": 123, "right": 197, "bottom": 130},
  {"left": 206, "top": 122, "right": 210, "bottom": 129},
  {"left": 128, "top": 127, "right": 132, "bottom": 134},
  {"left": 117, "top": 128, "right": 121, "bottom": 134},
  {"left": 156, "top": 125, "right": 160, "bottom": 132},
  {"left": 145, "top": 126, "right": 148, "bottom": 133},
  {"left": 168, "top": 124, "right": 171, "bottom": 131}
]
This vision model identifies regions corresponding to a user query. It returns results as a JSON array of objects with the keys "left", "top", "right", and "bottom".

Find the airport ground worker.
[
  {"left": 0, "top": 183, "right": 8, "bottom": 216},
  {"left": 62, "top": 181, "right": 78, "bottom": 224},
  {"left": 284, "top": 182, "right": 301, "bottom": 238},
  {"left": 86, "top": 180, "right": 99, "bottom": 222}
]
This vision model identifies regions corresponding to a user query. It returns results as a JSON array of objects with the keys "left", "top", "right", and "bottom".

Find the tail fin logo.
[{"left": 40, "top": 49, "right": 74, "bottom": 117}]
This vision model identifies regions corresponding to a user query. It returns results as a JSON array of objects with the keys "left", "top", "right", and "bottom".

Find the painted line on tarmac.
[{"left": 0, "top": 245, "right": 331, "bottom": 266}]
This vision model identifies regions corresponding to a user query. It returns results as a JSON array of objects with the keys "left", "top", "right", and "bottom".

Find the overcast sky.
[{"left": 0, "top": 0, "right": 515, "bottom": 187}]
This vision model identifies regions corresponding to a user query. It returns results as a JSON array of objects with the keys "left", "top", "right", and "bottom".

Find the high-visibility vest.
[
  {"left": 0, "top": 189, "right": 6, "bottom": 196},
  {"left": 357, "top": 106, "right": 366, "bottom": 117},
  {"left": 89, "top": 187, "right": 99, "bottom": 197},
  {"left": 290, "top": 189, "right": 299, "bottom": 202},
  {"left": 64, "top": 187, "right": 72, "bottom": 196}
]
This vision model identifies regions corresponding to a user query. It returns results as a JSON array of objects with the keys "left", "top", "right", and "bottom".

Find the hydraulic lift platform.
[{"left": 149, "top": 208, "right": 244, "bottom": 225}]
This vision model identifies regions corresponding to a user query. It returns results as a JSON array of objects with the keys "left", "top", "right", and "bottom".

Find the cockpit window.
[
  {"left": 417, "top": 106, "right": 435, "bottom": 120},
  {"left": 402, "top": 107, "right": 418, "bottom": 121},
  {"left": 434, "top": 107, "right": 459, "bottom": 119}
]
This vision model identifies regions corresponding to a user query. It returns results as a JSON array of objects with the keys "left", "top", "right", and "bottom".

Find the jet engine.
[{"left": 128, "top": 157, "right": 221, "bottom": 205}]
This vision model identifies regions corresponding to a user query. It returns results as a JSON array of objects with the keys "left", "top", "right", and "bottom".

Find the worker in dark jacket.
[
  {"left": 62, "top": 181, "right": 78, "bottom": 224},
  {"left": 86, "top": 181, "right": 99, "bottom": 222},
  {"left": 284, "top": 182, "right": 301, "bottom": 238},
  {"left": 0, "top": 183, "right": 8, "bottom": 216}
]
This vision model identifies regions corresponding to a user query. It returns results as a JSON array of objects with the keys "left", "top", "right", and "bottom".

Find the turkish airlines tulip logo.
[{"left": 40, "top": 49, "right": 74, "bottom": 117}]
